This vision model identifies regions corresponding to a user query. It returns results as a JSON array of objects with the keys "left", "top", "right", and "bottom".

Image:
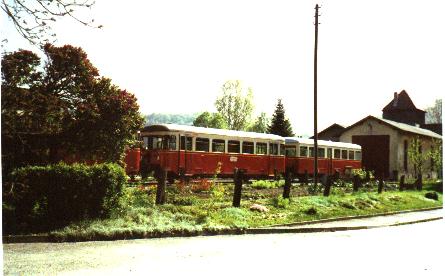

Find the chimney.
[{"left": 393, "top": 92, "right": 398, "bottom": 107}]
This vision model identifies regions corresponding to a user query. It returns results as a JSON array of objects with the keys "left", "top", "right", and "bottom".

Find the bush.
[
  {"left": 425, "top": 192, "right": 439, "bottom": 201},
  {"left": 7, "top": 162, "right": 126, "bottom": 231},
  {"left": 251, "top": 180, "right": 284, "bottom": 189},
  {"left": 272, "top": 195, "right": 290, "bottom": 209}
]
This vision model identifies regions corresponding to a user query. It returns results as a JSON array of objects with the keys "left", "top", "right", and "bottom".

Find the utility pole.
[{"left": 313, "top": 4, "right": 320, "bottom": 186}]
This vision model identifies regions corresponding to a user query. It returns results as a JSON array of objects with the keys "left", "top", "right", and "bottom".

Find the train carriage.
[
  {"left": 284, "top": 137, "right": 362, "bottom": 177},
  {"left": 140, "top": 124, "right": 286, "bottom": 180}
]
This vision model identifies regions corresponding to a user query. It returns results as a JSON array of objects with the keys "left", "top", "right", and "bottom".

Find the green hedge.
[{"left": 5, "top": 162, "right": 126, "bottom": 232}]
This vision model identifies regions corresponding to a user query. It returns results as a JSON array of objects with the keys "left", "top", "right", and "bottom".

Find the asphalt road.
[{"left": 3, "top": 220, "right": 444, "bottom": 276}]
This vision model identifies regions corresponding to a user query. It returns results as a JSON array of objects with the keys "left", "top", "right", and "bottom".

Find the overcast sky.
[{"left": 2, "top": 0, "right": 444, "bottom": 135}]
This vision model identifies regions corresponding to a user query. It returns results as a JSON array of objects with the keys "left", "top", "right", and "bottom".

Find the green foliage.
[
  {"left": 408, "top": 136, "right": 427, "bottom": 176},
  {"left": 146, "top": 113, "right": 197, "bottom": 126},
  {"left": 1, "top": 46, "right": 144, "bottom": 176},
  {"left": 215, "top": 80, "right": 254, "bottom": 131},
  {"left": 428, "top": 139, "right": 442, "bottom": 178},
  {"left": 268, "top": 99, "right": 294, "bottom": 137},
  {"left": 5, "top": 163, "right": 126, "bottom": 233},
  {"left": 352, "top": 168, "right": 374, "bottom": 181},
  {"left": 247, "top": 112, "right": 270, "bottom": 133},
  {"left": 425, "top": 99, "right": 442, "bottom": 124},
  {"left": 193, "top": 111, "right": 227, "bottom": 129},
  {"left": 272, "top": 195, "right": 290, "bottom": 209},
  {"left": 251, "top": 179, "right": 285, "bottom": 189}
]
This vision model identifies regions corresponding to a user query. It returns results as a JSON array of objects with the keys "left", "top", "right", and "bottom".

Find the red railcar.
[
  {"left": 140, "top": 124, "right": 286, "bottom": 180},
  {"left": 284, "top": 137, "right": 362, "bottom": 177}
]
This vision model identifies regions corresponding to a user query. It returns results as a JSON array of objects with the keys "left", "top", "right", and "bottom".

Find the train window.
[
  {"left": 309, "top": 147, "right": 314, "bottom": 157},
  {"left": 348, "top": 150, "right": 354, "bottom": 160},
  {"left": 285, "top": 146, "right": 296, "bottom": 157},
  {"left": 212, "top": 139, "right": 225, "bottom": 153},
  {"left": 334, "top": 149, "right": 341, "bottom": 159},
  {"left": 228, "top": 140, "right": 240, "bottom": 153},
  {"left": 355, "top": 151, "right": 362, "bottom": 160},
  {"left": 242, "top": 141, "right": 254, "bottom": 154},
  {"left": 279, "top": 144, "right": 285, "bottom": 156},
  {"left": 167, "top": 135, "right": 176, "bottom": 150},
  {"left": 195, "top": 137, "right": 210, "bottom": 152},
  {"left": 146, "top": 136, "right": 163, "bottom": 150},
  {"left": 180, "top": 136, "right": 192, "bottom": 151},
  {"left": 256, "top": 142, "right": 267, "bottom": 154},
  {"left": 300, "top": 146, "right": 308, "bottom": 157},
  {"left": 270, "top": 143, "right": 279, "bottom": 155},
  {"left": 327, "top": 148, "right": 332, "bottom": 158},
  {"left": 318, "top": 148, "right": 325, "bottom": 158},
  {"left": 341, "top": 149, "right": 348, "bottom": 159}
]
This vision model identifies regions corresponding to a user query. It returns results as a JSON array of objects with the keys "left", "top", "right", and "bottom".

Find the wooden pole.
[
  {"left": 232, "top": 168, "right": 243, "bottom": 207},
  {"left": 283, "top": 171, "right": 292, "bottom": 199},
  {"left": 156, "top": 170, "right": 167, "bottom": 205},
  {"left": 313, "top": 4, "right": 320, "bottom": 186}
]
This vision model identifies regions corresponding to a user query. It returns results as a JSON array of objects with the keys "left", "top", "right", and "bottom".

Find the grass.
[{"left": 48, "top": 180, "right": 443, "bottom": 242}]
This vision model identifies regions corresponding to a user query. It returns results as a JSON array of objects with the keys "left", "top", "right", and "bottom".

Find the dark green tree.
[
  {"left": 1, "top": 45, "right": 144, "bottom": 176},
  {"left": 268, "top": 99, "right": 294, "bottom": 137},
  {"left": 193, "top": 111, "right": 227, "bottom": 129}
]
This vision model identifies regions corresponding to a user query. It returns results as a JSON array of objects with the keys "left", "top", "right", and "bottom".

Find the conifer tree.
[{"left": 268, "top": 99, "right": 294, "bottom": 137}]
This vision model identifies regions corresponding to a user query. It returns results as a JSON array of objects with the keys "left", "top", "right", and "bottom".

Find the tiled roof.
[
  {"left": 344, "top": 115, "right": 442, "bottom": 139},
  {"left": 382, "top": 90, "right": 425, "bottom": 112}
]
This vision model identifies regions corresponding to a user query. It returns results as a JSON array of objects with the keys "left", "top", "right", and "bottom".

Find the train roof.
[
  {"left": 142, "top": 124, "right": 285, "bottom": 141},
  {"left": 285, "top": 137, "right": 362, "bottom": 150}
]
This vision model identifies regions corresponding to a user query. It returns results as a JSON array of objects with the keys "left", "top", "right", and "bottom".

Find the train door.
[
  {"left": 179, "top": 135, "right": 193, "bottom": 176},
  {"left": 327, "top": 148, "right": 333, "bottom": 175}
]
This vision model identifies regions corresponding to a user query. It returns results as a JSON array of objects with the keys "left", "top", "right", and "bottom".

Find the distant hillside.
[{"left": 145, "top": 113, "right": 198, "bottom": 126}]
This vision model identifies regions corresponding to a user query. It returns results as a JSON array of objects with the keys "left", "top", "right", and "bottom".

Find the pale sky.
[{"left": 2, "top": 0, "right": 444, "bottom": 135}]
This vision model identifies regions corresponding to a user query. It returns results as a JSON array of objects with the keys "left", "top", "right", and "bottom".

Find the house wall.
[
  {"left": 396, "top": 133, "right": 437, "bottom": 179},
  {"left": 339, "top": 118, "right": 399, "bottom": 179},
  {"left": 340, "top": 117, "right": 438, "bottom": 179}
]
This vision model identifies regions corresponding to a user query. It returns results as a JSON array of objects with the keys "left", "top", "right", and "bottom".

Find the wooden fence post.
[
  {"left": 155, "top": 170, "right": 167, "bottom": 205},
  {"left": 399, "top": 175, "right": 405, "bottom": 191},
  {"left": 416, "top": 173, "right": 423, "bottom": 191},
  {"left": 353, "top": 175, "right": 360, "bottom": 192},
  {"left": 232, "top": 168, "right": 243, "bottom": 207},
  {"left": 283, "top": 171, "right": 292, "bottom": 199},
  {"left": 303, "top": 170, "right": 309, "bottom": 185},
  {"left": 378, "top": 175, "right": 384, "bottom": 194},
  {"left": 323, "top": 175, "right": 332, "bottom": 197}
]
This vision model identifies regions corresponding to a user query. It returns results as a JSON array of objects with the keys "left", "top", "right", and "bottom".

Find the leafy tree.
[
  {"left": 247, "top": 112, "right": 270, "bottom": 133},
  {"left": 145, "top": 113, "right": 197, "bottom": 126},
  {"left": 193, "top": 111, "right": 227, "bottom": 129},
  {"left": 1, "top": 44, "right": 144, "bottom": 175},
  {"left": 428, "top": 139, "right": 443, "bottom": 179},
  {"left": 268, "top": 99, "right": 294, "bottom": 137},
  {"left": 425, "top": 99, "right": 442, "bottom": 124},
  {"left": 407, "top": 136, "right": 427, "bottom": 177},
  {"left": 215, "top": 80, "right": 254, "bottom": 131},
  {"left": 1, "top": 0, "right": 101, "bottom": 46}
]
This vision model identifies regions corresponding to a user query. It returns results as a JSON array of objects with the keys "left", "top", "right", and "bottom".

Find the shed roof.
[
  {"left": 343, "top": 115, "right": 442, "bottom": 139},
  {"left": 142, "top": 124, "right": 285, "bottom": 141}
]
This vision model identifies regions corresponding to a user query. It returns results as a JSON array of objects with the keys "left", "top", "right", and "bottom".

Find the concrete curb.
[{"left": 3, "top": 207, "right": 443, "bottom": 244}]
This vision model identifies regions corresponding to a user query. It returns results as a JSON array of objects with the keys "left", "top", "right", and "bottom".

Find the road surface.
[{"left": 3, "top": 220, "right": 444, "bottom": 275}]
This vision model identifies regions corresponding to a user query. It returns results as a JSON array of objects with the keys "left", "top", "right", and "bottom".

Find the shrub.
[
  {"left": 425, "top": 192, "right": 439, "bottom": 201},
  {"left": 272, "top": 195, "right": 290, "bottom": 209},
  {"left": 251, "top": 179, "right": 284, "bottom": 189},
  {"left": 8, "top": 162, "right": 126, "bottom": 229}
]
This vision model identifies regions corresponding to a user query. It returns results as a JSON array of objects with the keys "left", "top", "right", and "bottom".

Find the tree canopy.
[
  {"left": 1, "top": 0, "right": 101, "bottom": 46},
  {"left": 425, "top": 99, "right": 442, "bottom": 124},
  {"left": 247, "top": 112, "right": 270, "bottom": 133},
  {"left": 215, "top": 80, "right": 254, "bottom": 131},
  {"left": 1, "top": 44, "right": 144, "bottom": 175},
  {"left": 193, "top": 111, "right": 227, "bottom": 129},
  {"left": 268, "top": 99, "right": 294, "bottom": 137}
]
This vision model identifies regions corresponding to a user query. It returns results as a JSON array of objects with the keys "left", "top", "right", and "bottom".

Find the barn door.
[{"left": 352, "top": 135, "right": 390, "bottom": 178}]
